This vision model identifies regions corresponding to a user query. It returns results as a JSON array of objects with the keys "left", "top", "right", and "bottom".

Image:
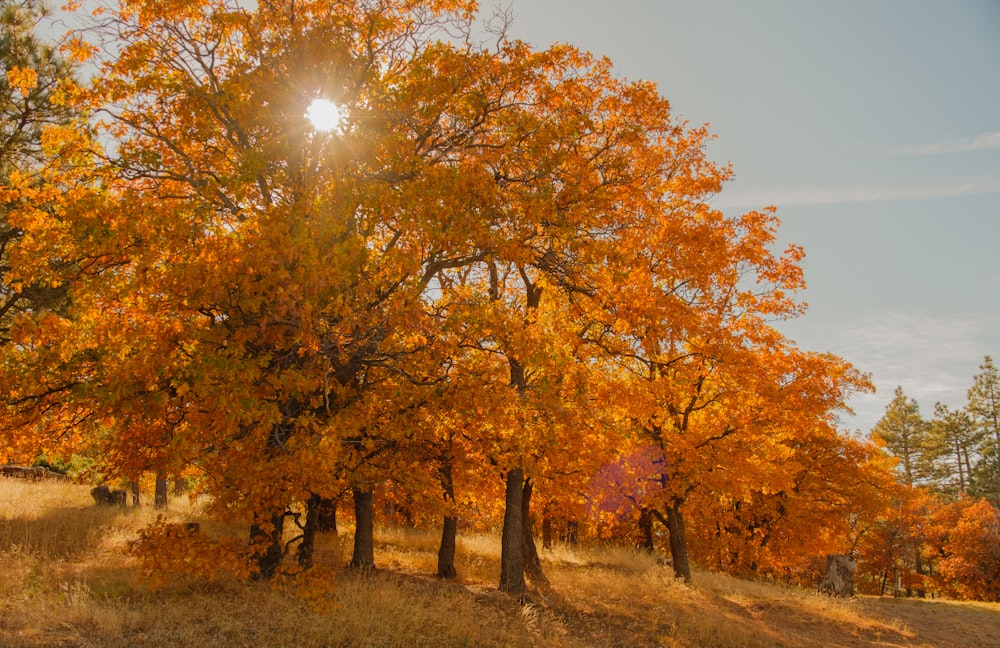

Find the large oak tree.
[{"left": 1, "top": 0, "right": 885, "bottom": 596}]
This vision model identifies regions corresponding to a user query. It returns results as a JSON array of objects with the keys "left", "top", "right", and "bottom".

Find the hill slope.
[{"left": 0, "top": 480, "right": 997, "bottom": 647}]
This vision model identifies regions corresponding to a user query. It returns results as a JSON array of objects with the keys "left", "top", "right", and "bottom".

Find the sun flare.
[{"left": 306, "top": 98, "right": 343, "bottom": 132}]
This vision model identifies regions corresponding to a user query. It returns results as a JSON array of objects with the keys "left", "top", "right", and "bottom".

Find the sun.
[{"left": 305, "top": 98, "right": 343, "bottom": 132}]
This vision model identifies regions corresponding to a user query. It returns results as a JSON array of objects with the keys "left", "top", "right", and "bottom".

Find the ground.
[{"left": 1, "top": 480, "right": 998, "bottom": 647}]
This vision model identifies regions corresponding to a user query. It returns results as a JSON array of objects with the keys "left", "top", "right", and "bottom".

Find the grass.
[{"left": 1, "top": 479, "right": 998, "bottom": 647}]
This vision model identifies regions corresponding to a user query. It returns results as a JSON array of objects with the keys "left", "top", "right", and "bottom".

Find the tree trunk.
[
  {"left": 955, "top": 439, "right": 966, "bottom": 493},
  {"left": 662, "top": 503, "right": 692, "bottom": 582},
  {"left": 129, "top": 479, "right": 140, "bottom": 507},
  {"left": 350, "top": 486, "right": 375, "bottom": 571},
  {"left": 638, "top": 507, "right": 655, "bottom": 553},
  {"left": 564, "top": 520, "right": 579, "bottom": 544},
  {"left": 154, "top": 469, "right": 168, "bottom": 509},
  {"left": 499, "top": 467, "right": 526, "bottom": 594},
  {"left": 249, "top": 510, "right": 286, "bottom": 580},
  {"left": 914, "top": 551, "right": 926, "bottom": 598},
  {"left": 438, "top": 516, "right": 458, "bottom": 579},
  {"left": 541, "top": 515, "right": 553, "bottom": 549},
  {"left": 172, "top": 478, "right": 186, "bottom": 497},
  {"left": 437, "top": 461, "right": 458, "bottom": 578},
  {"left": 818, "top": 554, "right": 857, "bottom": 597},
  {"left": 316, "top": 495, "right": 338, "bottom": 534},
  {"left": 521, "top": 478, "right": 547, "bottom": 583},
  {"left": 297, "top": 492, "right": 321, "bottom": 568}
]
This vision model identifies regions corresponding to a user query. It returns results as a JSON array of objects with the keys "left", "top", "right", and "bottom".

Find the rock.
[{"left": 92, "top": 485, "right": 129, "bottom": 507}]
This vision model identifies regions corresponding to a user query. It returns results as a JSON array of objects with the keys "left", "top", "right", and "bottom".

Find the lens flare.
[{"left": 306, "top": 98, "right": 342, "bottom": 132}]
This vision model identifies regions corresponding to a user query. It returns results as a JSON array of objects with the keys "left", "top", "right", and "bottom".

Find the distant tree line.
[{"left": 861, "top": 356, "right": 1000, "bottom": 600}]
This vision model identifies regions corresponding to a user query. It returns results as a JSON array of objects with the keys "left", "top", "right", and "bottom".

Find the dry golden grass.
[{"left": 1, "top": 479, "right": 998, "bottom": 647}]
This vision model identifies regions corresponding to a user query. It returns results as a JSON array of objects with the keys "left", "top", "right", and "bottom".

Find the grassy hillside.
[{"left": 0, "top": 479, "right": 997, "bottom": 647}]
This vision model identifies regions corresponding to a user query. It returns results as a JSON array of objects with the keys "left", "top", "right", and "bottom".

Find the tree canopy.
[{"left": 6, "top": 0, "right": 980, "bottom": 600}]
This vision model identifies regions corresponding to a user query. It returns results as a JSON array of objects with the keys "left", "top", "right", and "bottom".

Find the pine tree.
[
  {"left": 967, "top": 357, "right": 1000, "bottom": 506},
  {"left": 968, "top": 357, "right": 1000, "bottom": 451},
  {"left": 927, "top": 402, "right": 981, "bottom": 496},
  {"left": 1, "top": 0, "right": 78, "bottom": 343},
  {"left": 872, "top": 387, "right": 932, "bottom": 487}
]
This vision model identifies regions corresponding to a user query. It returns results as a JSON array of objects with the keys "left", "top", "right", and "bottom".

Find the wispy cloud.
[
  {"left": 714, "top": 178, "right": 1000, "bottom": 210},
  {"left": 780, "top": 310, "right": 1000, "bottom": 433},
  {"left": 894, "top": 131, "right": 1000, "bottom": 155}
]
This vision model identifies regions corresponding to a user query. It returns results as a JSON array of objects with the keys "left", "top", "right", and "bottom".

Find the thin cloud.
[
  {"left": 714, "top": 178, "right": 1000, "bottom": 210},
  {"left": 894, "top": 131, "right": 1000, "bottom": 155},
  {"left": 780, "top": 310, "right": 1000, "bottom": 433}
]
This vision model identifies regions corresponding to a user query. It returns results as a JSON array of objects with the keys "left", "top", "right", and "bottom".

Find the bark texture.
[
  {"left": 297, "top": 492, "right": 321, "bottom": 568},
  {"left": 521, "top": 478, "right": 547, "bottom": 583},
  {"left": 350, "top": 486, "right": 375, "bottom": 571},
  {"left": 250, "top": 511, "right": 286, "bottom": 580},
  {"left": 437, "top": 516, "right": 458, "bottom": 578},
  {"left": 663, "top": 503, "right": 692, "bottom": 582},
  {"left": 499, "top": 467, "right": 526, "bottom": 594},
  {"left": 818, "top": 554, "right": 857, "bottom": 598},
  {"left": 154, "top": 470, "right": 168, "bottom": 509},
  {"left": 638, "top": 507, "right": 655, "bottom": 553},
  {"left": 437, "top": 461, "right": 458, "bottom": 578}
]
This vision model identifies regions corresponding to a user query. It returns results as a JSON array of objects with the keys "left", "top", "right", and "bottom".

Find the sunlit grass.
[{"left": 1, "top": 479, "right": 997, "bottom": 647}]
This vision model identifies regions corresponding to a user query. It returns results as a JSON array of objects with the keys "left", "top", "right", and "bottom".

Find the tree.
[
  {"left": 1, "top": 0, "right": 76, "bottom": 342},
  {"left": 927, "top": 403, "right": 981, "bottom": 497},
  {"left": 854, "top": 484, "right": 934, "bottom": 597},
  {"left": 927, "top": 497, "right": 1000, "bottom": 601},
  {"left": 0, "top": 0, "right": 102, "bottom": 462},
  {"left": 4, "top": 0, "right": 718, "bottom": 587},
  {"left": 686, "top": 423, "right": 895, "bottom": 582},
  {"left": 968, "top": 356, "right": 1000, "bottom": 449},
  {"left": 970, "top": 445, "right": 1000, "bottom": 509},
  {"left": 872, "top": 387, "right": 933, "bottom": 487},
  {"left": 3, "top": 0, "right": 519, "bottom": 577},
  {"left": 968, "top": 356, "right": 1000, "bottom": 505},
  {"left": 571, "top": 195, "right": 871, "bottom": 582},
  {"left": 870, "top": 388, "right": 942, "bottom": 593},
  {"left": 1, "top": 0, "right": 884, "bottom": 600}
]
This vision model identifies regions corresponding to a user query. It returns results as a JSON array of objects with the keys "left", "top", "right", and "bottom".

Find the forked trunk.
[
  {"left": 521, "top": 478, "right": 547, "bottom": 583},
  {"left": 350, "top": 486, "right": 375, "bottom": 571},
  {"left": 250, "top": 510, "right": 286, "bottom": 580},
  {"left": 499, "top": 467, "right": 526, "bottom": 594},
  {"left": 297, "top": 492, "right": 322, "bottom": 568},
  {"left": 316, "top": 495, "right": 338, "bottom": 533}
]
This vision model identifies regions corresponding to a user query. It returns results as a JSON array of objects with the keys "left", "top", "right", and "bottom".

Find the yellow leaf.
[{"left": 6, "top": 66, "right": 37, "bottom": 94}]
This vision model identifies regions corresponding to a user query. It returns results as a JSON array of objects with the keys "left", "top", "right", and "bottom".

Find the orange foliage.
[
  {"left": 1, "top": 0, "right": 910, "bottom": 596},
  {"left": 131, "top": 519, "right": 252, "bottom": 586},
  {"left": 928, "top": 498, "right": 1000, "bottom": 601}
]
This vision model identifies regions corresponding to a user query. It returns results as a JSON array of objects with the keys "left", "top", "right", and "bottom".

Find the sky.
[{"left": 494, "top": 0, "right": 1000, "bottom": 433}]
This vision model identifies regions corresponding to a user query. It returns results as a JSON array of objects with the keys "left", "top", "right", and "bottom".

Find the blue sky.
[{"left": 497, "top": 0, "right": 1000, "bottom": 432}]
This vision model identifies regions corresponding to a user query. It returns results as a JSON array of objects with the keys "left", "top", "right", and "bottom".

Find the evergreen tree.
[
  {"left": 968, "top": 357, "right": 1000, "bottom": 450},
  {"left": 872, "top": 387, "right": 932, "bottom": 487},
  {"left": 1, "top": 0, "right": 78, "bottom": 343},
  {"left": 967, "top": 356, "right": 1000, "bottom": 506},
  {"left": 927, "top": 402, "right": 981, "bottom": 497}
]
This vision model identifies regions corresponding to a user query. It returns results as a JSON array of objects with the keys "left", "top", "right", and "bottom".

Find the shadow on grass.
[{"left": 0, "top": 504, "right": 139, "bottom": 559}]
